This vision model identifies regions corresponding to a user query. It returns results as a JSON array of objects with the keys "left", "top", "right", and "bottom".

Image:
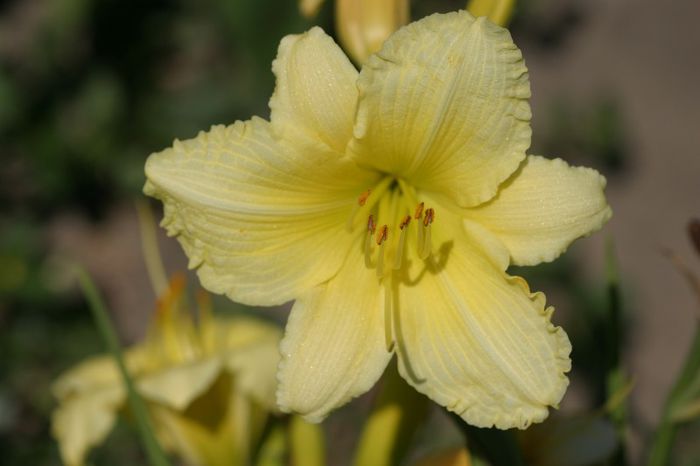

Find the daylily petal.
[
  {"left": 270, "top": 27, "right": 358, "bottom": 155},
  {"left": 468, "top": 156, "right": 612, "bottom": 266},
  {"left": 138, "top": 357, "right": 223, "bottom": 410},
  {"left": 277, "top": 249, "right": 392, "bottom": 422},
  {"left": 52, "top": 356, "right": 122, "bottom": 399},
  {"left": 395, "top": 209, "right": 571, "bottom": 429},
  {"left": 150, "top": 375, "right": 265, "bottom": 466},
  {"left": 222, "top": 319, "right": 282, "bottom": 409},
  {"left": 52, "top": 385, "right": 123, "bottom": 466},
  {"left": 145, "top": 117, "right": 379, "bottom": 306},
  {"left": 351, "top": 11, "right": 531, "bottom": 207}
]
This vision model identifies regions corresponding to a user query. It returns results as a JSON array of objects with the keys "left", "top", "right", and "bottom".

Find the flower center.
[
  {"left": 347, "top": 177, "right": 437, "bottom": 357},
  {"left": 348, "top": 176, "right": 436, "bottom": 279}
]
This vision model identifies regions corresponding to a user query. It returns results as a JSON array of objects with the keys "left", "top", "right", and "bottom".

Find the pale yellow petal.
[
  {"left": 150, "top": 376, "right": 267, "bottom": 466},
  {"left": 145, "top": 117, "right": 379, "bottom": 306},
  {"left": 277, "top": 249, "right": 391, "bottom": 422},
  {"left": 468, "top": 156, "right": 612, "bottom": 266},
  {"left": 51, "top": 386, "right": 123, "bottom": 466},
  {"left": 350, "top": 11, "right": 531, "bottom": 207},
  {"left": 52, "top": 355, "right": 121, "bottom": 400},
  {"left": 270, "top": 27, "right": 358, "bottom": 155},
  {"left": 395, "top": 208, "right": 571, "bottom": 429},
  {"left": 50, "top": 352, "right": 148, "bottom": 465},
  {"left": 335, "top": 0, "right": 410, "bottom": 65},
  {"left": 138, "top": 358, "right": 223, "bottom": 410},
  {"left": 222, "top": 319, "right": 282, "bottom": 410}
]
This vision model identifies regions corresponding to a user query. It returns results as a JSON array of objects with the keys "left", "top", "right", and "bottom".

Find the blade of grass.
[
  {"left": 76, "top": 266, "right": 171, "bottom": 466},
  {"left": 604, "top": 238, "right": 628, "bottom": 465},
  {"left": 647, "top": 323, "right": 700, "bottom": 466},
  {"left": 353, "top": 361, "right": 429, "bottom": 466}
]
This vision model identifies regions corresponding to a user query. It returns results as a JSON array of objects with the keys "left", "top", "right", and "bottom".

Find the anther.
[
  {"left": 364, "top": 217, "right": 375, "bottom": 268},
  {"left": 367, "top": 215, "right": 376, "bottom": 233},
  {"left": 414, "top": 202, "right": 424, "bottom": 219},
  {"left": 423, "top": 208, "right": 435, "bottom": 227},
  {"left": 358, "top": 189, "right": 371, "bottom": 206},
  {"left": 376, "top": 225, "right": 388, "bottom": 245},
  {"left": 399, "top": 215, "right": 411, "bottom": 229}
]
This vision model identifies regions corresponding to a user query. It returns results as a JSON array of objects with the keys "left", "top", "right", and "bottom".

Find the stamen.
[
  {"left": 423, "top": 207, "right": 435, "bottom": 226},
  {"left": 393, "top": 215, "right": 411, "bottom": 270},
  {"left": 357, "top": 189, "right": 371, "bottom": 206},
  {"left": 346, "top": 177, "right": 393, "bottom": 231},
  {"left": 420, "top": 208, "right": 435, "bottom": 259},
  {"left": 364, "top": 215, "right": 376, "bottom": 267},
  {"left": 368, "top": 214, "right": 377, "bottom": 233},
  {"left": 376, "top": 225, "right": 388, "bottom": 278},
  {"left": 376, "top": 224, "right": 388, "bottom": 245},
  {"left": 414, "top": 202, "right": 424, "bottom": 219}
]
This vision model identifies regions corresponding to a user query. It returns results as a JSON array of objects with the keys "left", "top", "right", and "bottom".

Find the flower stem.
[
  {"left": 76, "top": 266, "right": 171, "bottom": 466},
  {"left": 353, "top": 360, "right": 429, "bottom": 466},
  {"left": 604, "top": 238, "right": 628, "bottom": 465},
  {"left": 289, "top": 416, "right": 325, "bottom": 466}
]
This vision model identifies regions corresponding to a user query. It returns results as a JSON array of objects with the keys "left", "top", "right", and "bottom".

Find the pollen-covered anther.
[
  {"left": 399, "top": 215, "right": 411, "bottom": 230},
  {"left": 358, "top": 189, "right": 372, "bottom": 206},
  {"left": 376, "top": 225, "right": 388, "bottom": 245},
  {"left": 423, "top": 208, "right": 435, "bottom": 227},
  {"left": 364, "top": 215, "right": 377, "bottom": 267},
  {"left": 414, "top": 202, "right": 424, "bottom": 219},
  {"left": 367, "top": 214, "right": 376, "bottom": 233}
]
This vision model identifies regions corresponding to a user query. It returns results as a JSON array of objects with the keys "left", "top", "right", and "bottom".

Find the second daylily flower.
[{"left": 145, "top": 11, "right": 611, "bottom": 429}]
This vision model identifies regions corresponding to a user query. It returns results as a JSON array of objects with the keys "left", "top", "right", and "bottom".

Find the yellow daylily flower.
[
  {"left": 51, "top": 277, "right": 282, "bottom": 466},
  {"left": 144, "top": 11, "right": 611, "bottom": 429}
]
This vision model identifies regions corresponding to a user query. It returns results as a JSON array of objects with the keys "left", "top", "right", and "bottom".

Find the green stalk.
[
  {"left": 647, "top": 323, "right": 700, "bottom": 466},
  {"left": 289, "top": 416, "right": 325, "bottom": 466},
  {"left": 353, "top": 361, "right": 429, "bottom": 466},
  {"left": 76, "top": 267, "right": 171, "bottom": 466},
  {"left": 604, "top": 238, "right": 628, "bottom": 465}
]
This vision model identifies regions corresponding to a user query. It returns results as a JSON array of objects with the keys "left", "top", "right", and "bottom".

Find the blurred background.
[{"left": 1, "top": 0, "right": 699, "bottom": 464}]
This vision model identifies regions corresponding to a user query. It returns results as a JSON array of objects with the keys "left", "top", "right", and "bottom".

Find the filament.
[
  {"left": 383, "top": 279, "right": 395, "bottom": 352},
  {"left": 346, "top": 176, "right": 393, "bottom": 231},
  {"left": 393, "top": 215, "right": 411, "bottom": 270}
]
